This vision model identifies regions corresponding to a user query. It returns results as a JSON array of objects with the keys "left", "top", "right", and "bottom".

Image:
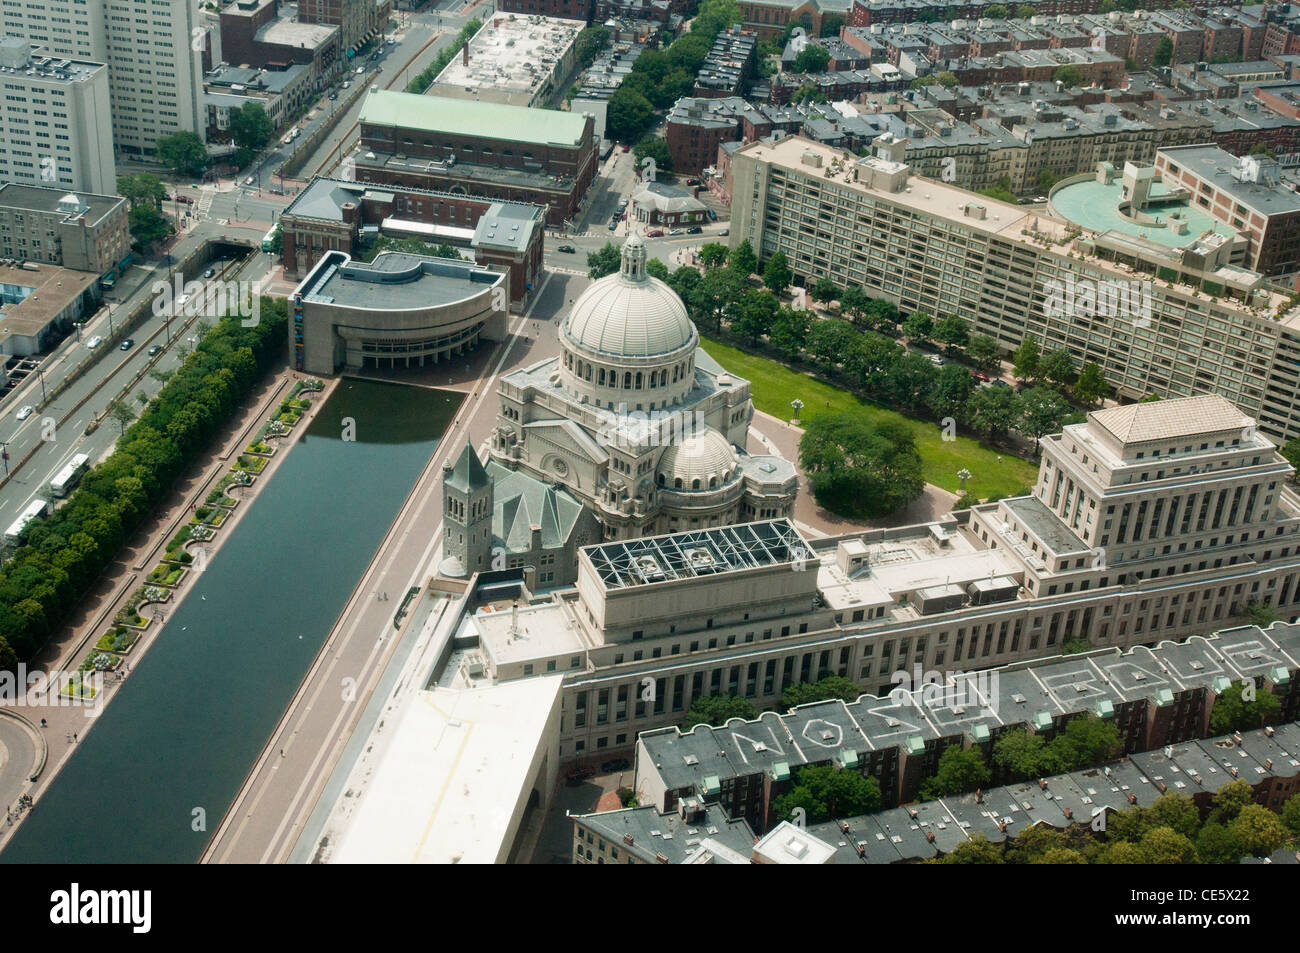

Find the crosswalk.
[
  {"left": 546, "top": 264, "right": 587, "bottom": 277},
  {"left": 196, "top": 189, "right": 215, "bottom": 219}
]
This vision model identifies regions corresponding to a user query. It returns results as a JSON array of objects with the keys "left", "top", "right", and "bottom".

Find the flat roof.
[
  {"left": 0, "top": 262, "right": 94, "bottom": 338},
  {"left": 1050, "top": 175, "right": 1237, "bottom": 250},
  {"left": 0, "top": 183, "right": 123, "bottom": 227},
  {"left": 430, "top": 14, "right": 582, "bottom": 106},
  {"left": 329, "top": 677, "right": 563, "bottom": 863},
  {"left": 301, "top": 251, "right": 501, "bottom": 310},
  {"left": 583, "top": 519, "right": 809, "bottom": 591},
  {"left": 1159, "top": 143, "right": 1300, "bottom": 216},
  {"left": 361, "top": 90, "right": 590, "bottom": 148}
]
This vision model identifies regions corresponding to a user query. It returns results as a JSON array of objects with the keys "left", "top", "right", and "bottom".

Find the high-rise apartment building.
[
  {"left": 729, "top": 135, "right": 1300, "bottom": 443},
  {"left": 0, "top": 37, "right": 115, "bottom": 194},
  {"left": 2, "top": 0, "right": 206, "bottom": 156}
]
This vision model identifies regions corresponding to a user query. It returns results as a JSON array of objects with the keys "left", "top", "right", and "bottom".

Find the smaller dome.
[{"left": 656, "top": 428, "right": 739, "bottom": 490}]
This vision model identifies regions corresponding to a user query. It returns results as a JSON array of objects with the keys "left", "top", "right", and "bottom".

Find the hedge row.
[
  {"left": 405, "top": 19, "right": 482, "bottom": 94},
  {"left": 0, "top": 297, "right": 288, "bottom": 669}
]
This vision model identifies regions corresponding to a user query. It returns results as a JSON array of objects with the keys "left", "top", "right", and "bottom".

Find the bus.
[
  {"left": 262, "top": 226, "right": 277, "bottom": 252},
  {"left": 49, "top": 453, "right": 90, "bottom": 498},
  {"left": 4, "top": 498, "right": 51, "bottom": 546}
]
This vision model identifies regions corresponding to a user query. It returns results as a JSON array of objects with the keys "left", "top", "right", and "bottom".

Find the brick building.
[{"left": 354, "top": 90, "right": 597, "bottom": 227}]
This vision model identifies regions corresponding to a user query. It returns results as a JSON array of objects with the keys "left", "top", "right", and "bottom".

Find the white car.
[
  {"left": 86, "top": 335, "right": 104, "bottom": 349},
  {"left": 244, "top": 175, "right": 256, "bottom": 186},
  {"left": 928, "top": 353, "right": 945, "bottom": 367},
  {"left": 15, "top": 405, "right": 33, "bottom": 421},
  {"left": 356, "top": 66, "right": 364, "bottom": 74}
]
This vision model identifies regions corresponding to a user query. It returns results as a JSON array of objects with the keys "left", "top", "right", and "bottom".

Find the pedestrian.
[
  {"left": 39, "top": 718, "right": 46, "bottom": 728},
  {"left": 280, "top": 748, "right": 284, "bottom": 758},
  {"left": 73, "top": 732, "right": 77, "bottom": 742}
]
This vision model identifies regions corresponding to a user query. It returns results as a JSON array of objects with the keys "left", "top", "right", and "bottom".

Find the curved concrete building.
[{"left": 291, "top": 250, "right": 508, "bottom": 374}]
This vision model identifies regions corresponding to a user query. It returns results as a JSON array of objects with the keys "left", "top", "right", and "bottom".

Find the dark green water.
[{"left": 0, "top": 378, "right": 461, "bottom": 863}]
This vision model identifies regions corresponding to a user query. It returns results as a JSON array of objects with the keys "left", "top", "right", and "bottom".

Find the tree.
[
  {"left": 1144, "top": 793, "right": 1201, "bottom": 840},
  {"left": 793, "top": 45, "right": 831, "bottom": 74},
  {"left": 117, "top": 173, "right": 167, "bottom": 208},
  {"left": 575, "top": 24, "right": 611, "bottom": 70},
  {"left": 154, "top": 131, "right": 207, "bottom": 177},
  {"left": 1209, "top": 779, "right": 1256, "bottom": 826},
  {"left": 1015, "top": 385, "right": 1071, "bottom": 446},
  {"left": 901, "top": 310, "right": 933, "bottom": 343},
  {"left": 968, "top": 334, "right": 1001, "bottom": 374},
  {"left": 838, "top": 285, "right": 869, "bottom": 323},
  {"left": 780, "top": 675, "right": 863, "bottom": 709},
  {"left": 1229, "top": 805, "right": 1286, "bottom": 857},
  {"left": 918, "top": 744, "right": 990, "bottom": 800},
  {"left": 268, "top": 222, "right": 282, "bottom": 256},
  {"left": 799, "top": 414, "right": 924, "bottom": 518},
  {"left": 938, "top": 835, "right": 1005, "bottom": 864},
  {"left": 1039, "top": 347, "right": 1076, "bottom": 388},
  {"left": 993, "top": 728, "right": 1054, "bottom": 780},
  {"left": 762, "top": 252, "right": 792, "bottom": 296},
  {"left": 1053, "top": 65, "right": 1083, "bottom": 88},
  {"left": 820, "top": 13, "right": 845, "bottom": 37},
  {"left": 772, "top": 764, "right": 882, "bottom": 824},
  {"left": 1094, "top": 841, "right": 1143, "bottom": 864},
  {"left": 1282, "top": 792, "right": 1300, "bottom": 838},
  {"left": 1016, "top": 5, "right": 1035, "bottom": 17},
  {"left": 697, "top": 242, "right": 729, "bottom": 270},
  {"left": 1012, "top": 337, "right": 1040, "bottom": 381},
  {"left": 883, "top": 352, "right": 939, "bottom": 416},
  {"left": 682, "top": 693, "right": 757, "bottom": 730},
  {"left": 804, "top": 319, "right": 860, "bottom": 370},
  {"left": 1195, "top": 822, "right": 1244, "bottom": 865},
  {"left": 587, "top": 241, "right": 621, "bottom": 279},
  {"left": 730, "top": 239, "right": 757, "bottom": 277},
  {"left": 1137, "top": 826, "right": 1199, "bottom": 864},
  {"left": 691, "top": 266, "right": 746, "bottom": 331},
  {"left": 790, "top": 83, "right": 828, "bottom": 104},
  {"left": 1209, "top": 679, "right": 1282, "bottom": 734},
  {"left": 633, "top": 136, "right": 672, "bottom": 174},
  {"left": 1246, "top": 600, "right": 1279, "bottom": 628},
  {"left": 645, "top": 257, "right": 670, "bottom": 281},
  {"left": 965, "top": 385, "right": 1017, "bottom": 440},
  {"left": 108, "top": 400, "right": 136, "bottom": 436},
  {"left": 607, "top": 87, "right": 655, "bottom": 143},
  {"left": 1036, "top": 167, "right": 1058, "bottom": 193},
  {"left": 727, "top": 287, "right": 778, "bottom": 344},
  {"left": 984, "top": 3, "right": 1009, "bottom": 16},
  {"left": 769, "top": 306, "right": 811, "bottom": 359},
  {"left": 127, "top": 203, "right": 174, "bottom": 249},
  {"left": 936, "top": 71, "right": 959, "bottom": 88},
  {"left": 862, "top": 298, "right": 900, "bottom": 334},
  {"left": 933, "top": 313, "right": 969, "bottom": 352},
  {"left": 1281, "top": 437, "right": 1300, "bottom": 482},
  {"left": 810, "top": 277, "right": 840, "bottom": 305},
  {"left": 1074, "top": 361, "right": 1108, "bottom": 405},
  {"left": 929, "top": 363, "right": 975, "bottom": 421},
  {"left": 229, "top": 102, "right": 274, "bottom": 156},
  {"left": 1033, "top": 848, "right": 1087, "bottom": 864},
  {"left": 1153, "top": 36, "right": 1174, "bottom": 68}
]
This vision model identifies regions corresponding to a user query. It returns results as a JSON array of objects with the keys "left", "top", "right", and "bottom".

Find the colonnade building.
[
  {"left": 434, "top": 395, "right": 1300, "bottom": 764},
  {"left": 728, "top": 134, "right": 1300, "bottom": 443}
]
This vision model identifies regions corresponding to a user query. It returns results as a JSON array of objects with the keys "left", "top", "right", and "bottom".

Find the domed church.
[{"left": 440, "top": 234, "right": 798, "bottom": 585}]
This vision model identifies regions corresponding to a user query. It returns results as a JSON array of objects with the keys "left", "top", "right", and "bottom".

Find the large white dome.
[
  {"left": 563, "top": 234, "right": 696, "bottom": 359},
  {"left": 657, "top": 428, "right": 739, "bottom": 490}
]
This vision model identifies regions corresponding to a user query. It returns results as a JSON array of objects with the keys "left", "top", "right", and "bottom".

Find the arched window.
[
  {"left": 709, "top": 477, "right": 718, "bottom": 488},
  {"left": 624, "top": 371, "right": 632, "bottom": 389},
  {"left": 598, "top": 367, "right": 606, "bottom": 386},
  {"left": 657, "top": 474, "right": 665, "bottom": 486},
  {"left": 692, "top": 478, "right": 701, "bottom": 490},
  {"left": 635, "top": 372, "right": 642, "bottom": 388}
]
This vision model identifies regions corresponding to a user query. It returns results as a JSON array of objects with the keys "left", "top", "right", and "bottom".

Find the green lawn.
[{"left": 700, "top": 336, "right": 1038, "bottom": 500}]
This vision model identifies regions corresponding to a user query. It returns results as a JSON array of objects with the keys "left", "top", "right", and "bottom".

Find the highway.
[{"left": 0, "top": 252, "right": 273, "bottom": 538}]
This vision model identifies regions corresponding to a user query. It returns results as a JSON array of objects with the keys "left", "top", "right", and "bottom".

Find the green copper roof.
[{"left": 360, "top": 90, "right": 589, "bottom": 148}]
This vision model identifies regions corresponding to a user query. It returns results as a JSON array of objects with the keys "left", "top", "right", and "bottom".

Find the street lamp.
[
  {"left": 958, "top": 468, "right": 971, "bottom": 492},
  {"left": 107, "top": 305, "right": 115, "bottom": 337},
  {"left": 0, "top": 441, "right": 8, "bottom": 476},
  {"left": 36, "top": 362, "right": 46, "bottom": 404},
  {"left": 790, "top": 398, "right": 804, "bottom": 424}
]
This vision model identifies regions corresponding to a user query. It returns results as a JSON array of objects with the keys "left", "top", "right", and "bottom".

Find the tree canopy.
[{"left": 799, "top": 413, "right": 924, "bottom": 518}]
